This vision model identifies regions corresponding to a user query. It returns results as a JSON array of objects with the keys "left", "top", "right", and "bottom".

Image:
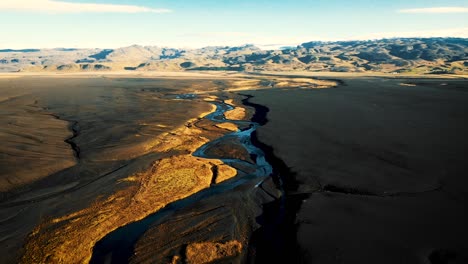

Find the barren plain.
[
  {"left": 246, "top": 77, "right": 468, "bottom": 263},
  {"left": 0, "top": 72, "right": 467, "bottom": 264}
]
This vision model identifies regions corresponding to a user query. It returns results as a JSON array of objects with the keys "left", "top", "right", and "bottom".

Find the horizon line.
[{"left": 1, "top": 36, "right": 467, "bottom": 50}]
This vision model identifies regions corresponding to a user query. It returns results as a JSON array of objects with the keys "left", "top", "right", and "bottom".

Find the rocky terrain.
[{"left": 1, "top": 38, "right": 466, "bottom": 74}]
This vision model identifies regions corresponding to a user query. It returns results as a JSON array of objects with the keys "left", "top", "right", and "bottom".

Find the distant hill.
[{"left": 0, "top": 38, "right": 466, "bottom": 74}]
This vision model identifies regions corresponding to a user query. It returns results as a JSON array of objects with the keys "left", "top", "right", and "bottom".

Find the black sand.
[{"left": 247, "top": 77, "right": 468, "bottom": 263}]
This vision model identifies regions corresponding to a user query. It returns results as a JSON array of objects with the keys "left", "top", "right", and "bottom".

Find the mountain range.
[{"left": 1, "top": 38, "right": 466, "bottom": 74}]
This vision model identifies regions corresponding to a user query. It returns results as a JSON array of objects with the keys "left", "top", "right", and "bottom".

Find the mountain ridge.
[{"left": 1, "top": 38, "right": 466, "bottom": 74}]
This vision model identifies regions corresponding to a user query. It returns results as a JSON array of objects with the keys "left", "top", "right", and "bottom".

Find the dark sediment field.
[
  {"left": 240, "top": 94, "right": 308, "bottom": 263},
  {"left": 246, "top": 78, "right": 468, "bottom": 263}
]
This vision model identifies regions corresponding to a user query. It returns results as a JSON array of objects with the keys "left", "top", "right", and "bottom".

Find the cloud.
[
  {"left": 0, "top": 0, "right": 171, "bottom": 13},
  {"left": 398, "top": 7, "right": 468, "bottom": 14}
]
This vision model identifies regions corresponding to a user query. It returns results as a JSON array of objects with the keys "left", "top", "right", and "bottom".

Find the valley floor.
[{"left": 0, "top": 72, "right": 467, "bottom": 263}]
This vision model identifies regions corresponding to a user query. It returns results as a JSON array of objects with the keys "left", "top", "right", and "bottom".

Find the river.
[{"left": 90, "top": 94, "right": 275, "bottom": 263}]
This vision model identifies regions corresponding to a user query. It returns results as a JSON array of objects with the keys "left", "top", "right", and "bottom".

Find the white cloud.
[
  {"left": 398, "top": 7, "right": 468, "bottom": 14},
  {"left": 0, "top": 0, "right": 171, "bottom": 13}
]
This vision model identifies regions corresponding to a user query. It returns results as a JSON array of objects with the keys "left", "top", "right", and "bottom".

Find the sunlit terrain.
[{"left": 1, "top": 0, "right": 468, "bottom": 263}]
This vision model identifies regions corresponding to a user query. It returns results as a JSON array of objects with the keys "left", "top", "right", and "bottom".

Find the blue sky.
[{"left": 0, "top": 0, "right": 467, "bottom": 48}]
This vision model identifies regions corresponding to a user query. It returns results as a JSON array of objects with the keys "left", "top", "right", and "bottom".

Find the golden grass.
[
  {"left": 224, "top": 107, "right": 246, "bottom": 120},
  {"left": 185, "top": 240, "right": 243, "bottom": 264},
  {"left": 215, "top": 123, "right": 239, "bottom": 131},
  {"left": 21, "top": 99, "right": 238, "bottom": 264},
  {"left": 272, "top": 77, "right": 337, "bottom": 89},
  {"left": 142, "top": 104, "right": 216, "bottom": 153},
  {"left": 224, "top": 99, "right": 235, "bottom": 106}
]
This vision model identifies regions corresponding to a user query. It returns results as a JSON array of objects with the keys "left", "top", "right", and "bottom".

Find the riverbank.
[
  {"left": 90, "top": 94, "right": 283, "bottom": 263},
  {"left": 20, "top": 96, "right": 242, "bottom": 263},
  {"left": 0, "top": 76, "right": 246, "bottom": 263},
  {"left": 2, "top": 72, "right": 336, "bottom": 263}
]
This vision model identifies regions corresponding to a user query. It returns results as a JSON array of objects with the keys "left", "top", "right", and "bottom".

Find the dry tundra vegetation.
[
  {"left": 0, "top": 73, "right": 338, "bottom": 264},
  {"left": 21, "top": 106, "right": 237, "bottom": 263}
]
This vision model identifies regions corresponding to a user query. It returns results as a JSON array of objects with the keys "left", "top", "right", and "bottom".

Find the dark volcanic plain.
[{"left": 247, "top": 77, "right": 468, "bottom": 264}]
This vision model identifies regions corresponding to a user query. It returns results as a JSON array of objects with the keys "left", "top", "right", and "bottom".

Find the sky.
[{"left": 0, "top": 0, "right": 467, "bottom": 49}]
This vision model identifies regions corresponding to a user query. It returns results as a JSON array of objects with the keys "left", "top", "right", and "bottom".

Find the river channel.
[{"left": 90, "top": 94, "right": 275, "bottom": 263}]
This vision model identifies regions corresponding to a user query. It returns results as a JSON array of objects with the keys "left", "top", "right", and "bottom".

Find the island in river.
[{"left": 0, "top": 72, "right": 467, "bottom": 264}]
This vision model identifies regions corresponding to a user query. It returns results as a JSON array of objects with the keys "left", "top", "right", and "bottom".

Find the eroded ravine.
[{"left": 89, "top": 95, "right": 276, "bottom": 263}]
